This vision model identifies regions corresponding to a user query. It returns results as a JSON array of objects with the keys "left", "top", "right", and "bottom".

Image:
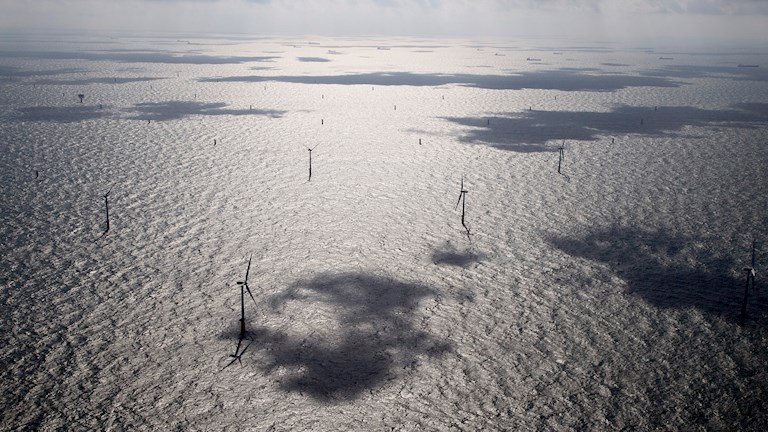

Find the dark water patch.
[
  {"left": 443, "top": 103, "right": 768, "bottom": 152},
  {"left": 385, "top": 45, "right": 448, "bottom": 49},
  {"left": 297, "top": 57, "right": 330, "bottom": 62},
  {"left": 15, "top": 105, "right": 112, "bottom": 123},
  {"left": 126, "top": 101, "right": 285, "bottom": 121},
  {"left": 466, "top": 44, "right": 519, "bottom": 49},
  {"left": 432, "top": 241, "right": 484, "bottom": 268},
  {"left": 99, "top": 47, "right": 201, "bottom": 54},
  {"left": 558, "top": 67, "right": 602, "bottom": 72},
  {"left": 532, "top": 46, "right": 616, "bottom": 53},
  {"left": 0, "top": 50, "right": 278, "bottom": 65},
  {"left": 642, "top": 64, "right": 768, "bottom": 82},
  {"left": 661, "top": 51, "right": 768, "bottom": 57},
  {"left": 318, "top": 44, "right": 449, "bottom": 49},
  {"left": 198, "top": 69, "right": 681, "bottom": 92},
  {"left": 0, "top": 66, "right": 88, "bottom": 78},
  {"left": 116, "top": 67, "right": 146, "bottom": 73},
  {"left": 732, "top": 102, "right": 768, "bottom": 116},
  {"left": 549, "top": 226, "right": 766, "bottom": 323},
  {"left": 30, "top": 77, "right": 164, "bottom": 86},
  {"left": 246, "top": 272, "right": 450, "bottom": 401}
]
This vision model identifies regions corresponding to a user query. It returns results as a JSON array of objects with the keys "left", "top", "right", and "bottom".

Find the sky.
[{"left": 1, "top": 0, "right": 767, "bottom": 46}]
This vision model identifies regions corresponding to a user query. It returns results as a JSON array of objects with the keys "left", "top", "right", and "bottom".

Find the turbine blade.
[
  {"left": 455, "top": 192, "right": 463, "bottom": 209},
  {"left": 245, "top": 284, "right": 257, "bottom": 306},
  {"left": 234, "top": 336, "right": 243, "bottom": 354},
  {"left": 244, "top": 254, "right": 252, "bottom": 283}
]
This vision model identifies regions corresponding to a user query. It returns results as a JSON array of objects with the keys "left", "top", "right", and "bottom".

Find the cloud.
[{"left": 0, "top": 0, "right": 766, "bottom": 41}]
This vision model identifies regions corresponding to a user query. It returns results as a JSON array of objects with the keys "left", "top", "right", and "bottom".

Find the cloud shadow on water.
[
  {"left": 642, "top": 64, "right": 768, "bottom": 82},
  {"left": 15, "top": 105, "right": 112, "bottom": 123},
  {"left": 443, "top": 103, "right": 768, "bottom": 153},
  {"left": 198, "top": 69, "right": 682, "bottom": 92},
  {"left": 30, "top": 77, "right": 164, "bottom": 86},
  {"left": 250, "top": 272, "right": 450, "bottom": 401},
  {"left": 126, "top": 101, "right": 286, "bottom": 121},
  {"left": 549, "top": 226, "right": 765, "bottom": 322},
  {"left": 0, "top": 50, "right": 279, "bottom": 65},
  {"left": 432, "top": 241, "right": 484, "bottom": 268},
  {"left": 0, "top": 66, "right": 88, "bottom": 78},
  {"left": 297, "top": 57, "right": 331, "bottom": 62}
]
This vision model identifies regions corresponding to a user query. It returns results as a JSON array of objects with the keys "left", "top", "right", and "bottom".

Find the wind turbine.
[
  {"left": 103, "top": 185, "right": 113, "bottom": 234},
  {"left": 455, "top": 175, "right": 469, "bottom": 235},
  {"left": 557, "top": 141, "right": 565, "bottom": 174},
  {"left": 307, "top": 143, "right": 320, "bottom": 181},
  {"left": 740, "top": 239, "right": 761, "bottom": 323},
  {"left": 236, "top": 254, "right": 258, "bottom": 339}
]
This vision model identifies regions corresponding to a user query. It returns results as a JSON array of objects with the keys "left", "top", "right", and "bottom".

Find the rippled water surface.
[{"left": 1, "top": 35, "right": 768, "bottom": 431}]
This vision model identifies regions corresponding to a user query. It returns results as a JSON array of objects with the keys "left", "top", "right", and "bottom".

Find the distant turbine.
[
  {"left": 236, "top": 254, "right": 258, "bottom": 339},
  {"left": 455, "top": 175, "right": 469, "bottom": 236},
  {"left": 103, "top": 186, "right": 113, "bottom": 234},
  {"left": 739, "top": 239, "right": 761, "bottom": 323},
  {"left": 307, "top": 143, "right": 320, "bottom": 181}
]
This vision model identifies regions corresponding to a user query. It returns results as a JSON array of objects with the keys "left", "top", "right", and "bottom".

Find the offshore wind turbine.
[
  {"left": 103, "top": 186, "right": 113, "bottom": 234},
  {"left": 739, "top": 239, "right": 761, "bottom": 323},
  {"left": 455, "top": 175, "right": 469, "bottom": 236},
  {"left": 236, "top": 254, "right": 258, "bottom": 339},
  {"left": 307, "top": 143, "right": 321, "bottom": 181}
]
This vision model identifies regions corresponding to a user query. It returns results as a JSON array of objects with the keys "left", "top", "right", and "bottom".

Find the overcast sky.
[{"left": 1, "top": 0, "right": 767, "bottom": 45}]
